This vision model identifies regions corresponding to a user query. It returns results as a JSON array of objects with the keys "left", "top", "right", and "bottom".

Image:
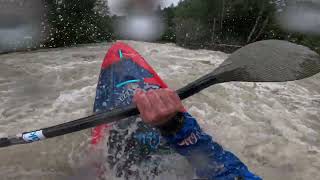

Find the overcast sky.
[
  {"left": 161, "top": 0, "right": 180, "bottom": 7},
  {"left": 108, "top": 0, "right": 181, "bottom": 15}
]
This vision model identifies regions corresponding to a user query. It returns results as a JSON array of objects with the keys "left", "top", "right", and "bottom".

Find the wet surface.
[{"left": 0, "top": 41, "right": 319, "bottom": 179}]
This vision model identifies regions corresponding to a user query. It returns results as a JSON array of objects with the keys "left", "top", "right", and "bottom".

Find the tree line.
[
  {"left": 161, "top": 0, "right": 320, "bottom": 53},
  {"left": 43, "top": 0, "right": 319, "bottom": 53}
]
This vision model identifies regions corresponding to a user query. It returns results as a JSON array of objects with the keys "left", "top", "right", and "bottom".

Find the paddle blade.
[{"left": 213, "top": 40, "right": 320, "bottom": 82}]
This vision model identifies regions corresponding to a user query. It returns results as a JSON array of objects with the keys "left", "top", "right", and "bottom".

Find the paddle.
[{"left": 1, "top": 40, "right": 319, "bottom": 148}]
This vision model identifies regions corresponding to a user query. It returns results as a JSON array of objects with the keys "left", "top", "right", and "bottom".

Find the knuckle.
[
  {"left": 146, "top": 91, "right": 155, "bottom": 99},
  {"left": 159, "top": 89, "right": 166, "bottom": 94},
  {"left": 137, "top": 93, "right": 146, "bottom": 100},
  {"left": 154, "top": 89, "right": 161, "bottom": 92},
  {"left": 168, "top": 89, "right": 176, "bottom": 95},
  {"left": 133, "top": 94, "right": 140, "bottom": 103},
  {"left": 147, "top": 90, "right": 155, "bottom": 95}
]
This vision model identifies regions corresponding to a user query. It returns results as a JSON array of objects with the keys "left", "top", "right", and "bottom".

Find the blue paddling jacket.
[{"left": 162, "top": 112, "right": 262, "bottom": 180}]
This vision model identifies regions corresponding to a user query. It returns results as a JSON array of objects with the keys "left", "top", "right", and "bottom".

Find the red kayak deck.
[{"left": 91, "top": 42, "right": 168, "bottom": 146}]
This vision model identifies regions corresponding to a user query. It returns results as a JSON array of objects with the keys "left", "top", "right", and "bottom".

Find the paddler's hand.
[{"left": 133, "top": 89, "right": 185, "bottom": 127}]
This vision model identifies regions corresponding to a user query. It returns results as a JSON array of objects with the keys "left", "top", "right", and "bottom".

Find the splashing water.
[{"left": 0, "top": 41, "right": 319, "bottom": 180}]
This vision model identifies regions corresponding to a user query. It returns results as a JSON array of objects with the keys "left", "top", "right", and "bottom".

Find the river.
[{"left": 0, "top": 41, "right": 319, "bottom": 180}]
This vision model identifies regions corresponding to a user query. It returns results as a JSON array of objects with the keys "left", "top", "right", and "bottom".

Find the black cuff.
[{"left": 157, "top": 112, "right": 185, "bottom": 136}]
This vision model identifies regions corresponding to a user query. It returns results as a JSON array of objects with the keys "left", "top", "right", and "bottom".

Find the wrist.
[{"left": 157, "top": 112, "right": 185, "bottom": 136}]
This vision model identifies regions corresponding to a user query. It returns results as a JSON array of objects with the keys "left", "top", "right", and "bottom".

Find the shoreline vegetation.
[{"left": 1, "top": 0, "right": 319, "bottom": 55}]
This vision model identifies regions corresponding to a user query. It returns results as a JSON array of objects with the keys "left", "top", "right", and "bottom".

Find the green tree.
[
  {"left": 171, "top": 0, "right": 279, "bottom": 47},
  {"left": 161, "top": 4, "right": 177, "bottom": 41},
  {"left": 44, "top": 0, "right": 113, "bottom": 48},
  {"left": 223, "top": 0, "right": 277, "bottom": 43},
  {"left": 173, "top": 0, "right": 215, "bottom": 46}
]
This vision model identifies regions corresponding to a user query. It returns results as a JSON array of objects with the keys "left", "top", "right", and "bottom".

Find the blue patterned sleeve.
[{"left": 164, "top": 112, "right": 262, "bottom": 180}]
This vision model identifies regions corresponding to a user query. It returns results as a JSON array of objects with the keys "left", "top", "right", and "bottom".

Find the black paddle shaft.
[
  {"left": 43, "top": 73, "right": 220, "bottom": 138},
  {"left": 0, "top": 73, "right": 220, "bottom": 148},
  {"left": 1, "top": 40, "right": 320, "bottom": 148}
]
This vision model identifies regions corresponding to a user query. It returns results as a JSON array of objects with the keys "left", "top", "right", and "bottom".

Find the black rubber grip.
[{"left": 0, "top": 138, "right": 11, "bottom": 148}]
